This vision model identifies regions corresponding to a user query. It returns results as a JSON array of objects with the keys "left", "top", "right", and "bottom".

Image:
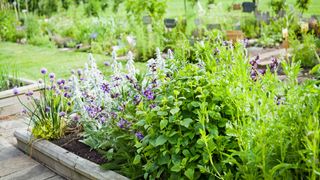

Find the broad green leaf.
[
  {"left": 160, "top": 119, "right": 168, "bottom": 130},
  {"left": 184, "top": 168, "right": 194, "bottom": 180},
  {"left": 170, "top": 164, "right": 181, "bottom": 172},
  {"left": 181, "top": 118, "right": 193, "bottom": 128},
  {"left": 133, "top": 155, "right": 141, "bottom": 164},
  {"left": 157, "top": 111, "right": 168, "bottom": 116},
  {"left": 155, "top": 135, "right": 167, "bottom": 146},
  {"left": 170, "top": 107, "right": 180, "bottom": 115}
]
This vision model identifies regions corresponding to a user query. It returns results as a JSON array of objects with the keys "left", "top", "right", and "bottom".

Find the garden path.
[{"left": 0, "top": 116, "right": 64, "bottom": 180}]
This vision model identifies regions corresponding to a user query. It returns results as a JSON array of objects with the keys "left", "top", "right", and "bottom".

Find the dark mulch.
[{"left": 52, "top": 133, "right": 107, "bottom": 165}]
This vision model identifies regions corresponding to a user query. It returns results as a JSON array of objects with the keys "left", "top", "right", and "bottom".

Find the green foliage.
[
  {"left": 241, "top": 17, "right": 259, "bottom": 39},
  {"left": 0, "top": 10, "right": 22, "bottom": 42},
  {"left": 295, "top": 0, "right": 311, "bottom": 14},
  {"left": 270, "top": 0, "right": 287, "bottom": 14},
  {"left": 0, "top": 65, "right": 20, "bottom": 91},
  {"left": 290, "top": 33, "right": 320, "bottom": 68},
  {"left": 125, "top": 0, "right": 167, "bottom": 22}
]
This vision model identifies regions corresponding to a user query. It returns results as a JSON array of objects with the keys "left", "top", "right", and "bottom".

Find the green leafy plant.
[{"left": 290, "top": 33, "right": 320, "bottom": 68}]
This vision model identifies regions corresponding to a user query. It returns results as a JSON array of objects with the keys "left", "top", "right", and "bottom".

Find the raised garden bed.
[
  {"left": 0, "top": 78, "right": 41, "bottom": 117},
  {"left": 14, "top": 129, "right": 128, "bottom": 180}
]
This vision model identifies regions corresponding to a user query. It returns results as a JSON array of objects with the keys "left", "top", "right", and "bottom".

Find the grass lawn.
[{"left": 0, "top": 42, "right": 145, "bottom": 81}]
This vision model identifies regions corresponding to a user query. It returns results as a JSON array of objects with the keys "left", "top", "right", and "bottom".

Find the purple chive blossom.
[
  {"left": 101, "top": 83, "right": 110, "bottom": 93},
  {"left": 104, "top": 61, "right": 110, "bottom": 66},
  {"left": 26, "top": 90, "right": 33, "bottom": 96},
  {"left": 67, "top": 102, "right": 71, "bottom": 106},
  {"left": 49, "top": 73, "right": 55, "bottom": 79},
  {"left": 41, "top": 68, "right": 47, "bottom": 74},
  {"left": 45, "top": 106, "right": 50, "bottom": 113},
  {"left": 59, "top": 111, "right": 66, "bottom": 117},
  {"left": 77, "top": 69, "right": 82, "bottom": 76},
  {"left": 135, "top": 132, "right": 144, "bottom": 140},
  {"left": 12, "top": 87, "right": 19, "bottom": 95},
  {"left": 143, "top": 88, "right": 155, "bottom": 100}
]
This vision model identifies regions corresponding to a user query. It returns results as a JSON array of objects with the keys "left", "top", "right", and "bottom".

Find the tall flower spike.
[
  {"left": 167, "top": 49, "right": 174, "bottom": 59},
  {"left": 126, "top": 51, "right": 137, "bottom": 76},
  {"left": 156, "top": 48, "right": 165, "bottom": 70}
]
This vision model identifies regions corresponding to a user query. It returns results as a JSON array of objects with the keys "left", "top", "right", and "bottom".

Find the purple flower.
[
  {"left": 269, "top": 57, "right": 279, "bottom": 72},
  {"left": 45, "top": 106, "right": 50, "bottom": 113},
  {"left": 90, "top": 32, "right": 98, "bottom": 39},
  {"left": 57, "top": 79, "right": 65, "bottom": 86},
  {"left": 22, "top": 109, "right": 27, "bottom": 114},
  {"left": 12, "top": 87, "right": 19, "bottom": 95},
  {"left": 41, "top": 68, "right": 47, "bottom": 74},
  {"left": 71, "top": 113, "right": 80, "bottom": 121},
  {"left": 110, "top": 112, "right": 117, "bottom": 119},
  {"left": 77, "top": 69, "right": 82, "bottom": 76},
  {"left": 133, "top": 95, "right": 141, "bottom": 105},
  {"left": 26, "top": 90, "right": 33, "bottom": 96},
  {"left": 101, "top": 83, "right": 110, "bottom": 93},
  {"left": 104, "top": 61, "right": 110, "bottom": 66},
  {"left": 67, "top": 101, "right": 71, "bottom": 106},
  {"left": 100, "top": 116, "right": 106, "bottom": 124},
  {"left": 135, "top": 132, "right": 144, "bottom": 140},
  {"left": 117, "top": 118, "right": 131, "bottom": 129},
  {"left": 111, "top": 93, "right": 120, "bottom": 99},
  {"left": 143, "top": 88, "right": 155, "bottom": 100},
  {"left": 149, "top": 103, "right": 157, "bottom": 109},
  {"left": 49, "top": 73, "right": 55, "bottom": 79},
  {"left": 250, "top": 70, "right": 257, "bottom": 80},
  {"left": 59, "top": 111, "right": 66, "bottom": 117},
  {"left": 258, "top": 69, "right": 266, "bottom": 75}
]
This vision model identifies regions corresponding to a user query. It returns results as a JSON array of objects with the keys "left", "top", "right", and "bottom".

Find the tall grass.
[{"left": 0, "top": 65, "right": 20, "bottom": 91}]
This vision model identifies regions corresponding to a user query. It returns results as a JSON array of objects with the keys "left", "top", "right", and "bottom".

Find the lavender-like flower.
[
  {"left": 143, "top": 88, "right": 155, "bottom": 100},
  {"left": 101, "top": 83, "right": 110, "bottom": 93},
  {"left": 117, "top": 118, "right": 131, "bottom": 129},
  {"left": 12, "top": 87, "right": 19, "bottom": 95},
  {"left": 135, "top": 132, "right": 144, "bottom": 140},
  {"left": 41, "top": 68, "right": 47, "bottom": 74}
]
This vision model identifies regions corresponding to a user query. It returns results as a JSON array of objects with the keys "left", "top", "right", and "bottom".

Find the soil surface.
[{"left": 52, "top": 133, "right": 107, "bottom": 165}]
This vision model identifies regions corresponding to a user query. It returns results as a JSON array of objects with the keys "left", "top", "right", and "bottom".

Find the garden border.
[
  {"left": 0, "top": 77, "right": 39, "bottom": 100},
  {"left": 14, "top": 129, "right": 128, "bottom": 180}
]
